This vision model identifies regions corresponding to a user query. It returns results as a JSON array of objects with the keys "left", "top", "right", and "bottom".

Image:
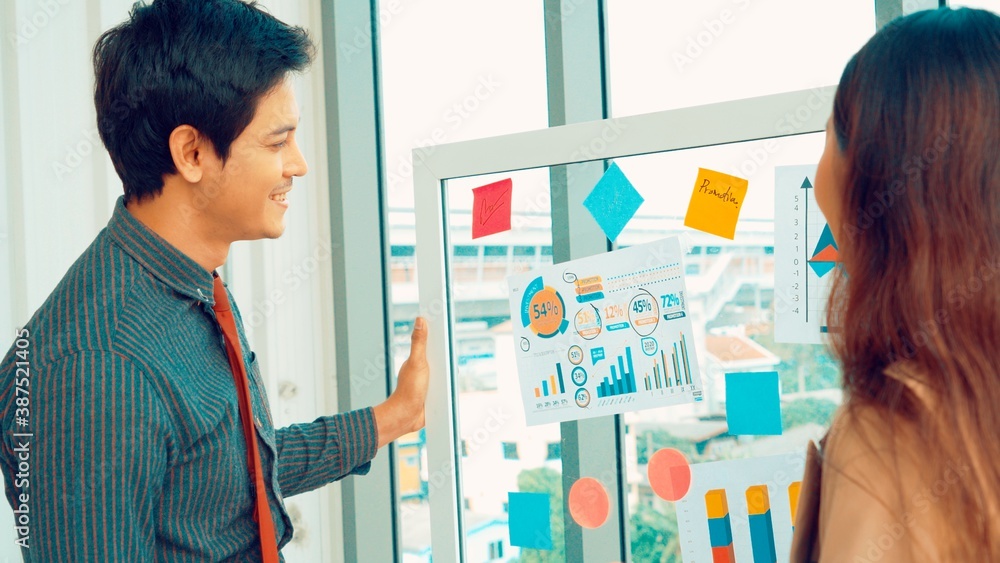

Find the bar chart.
[
  {"left": 643, "top": 350, "right": 671, "bottom": 391},
  {"left": 788, "top": 481, "right": 801, "bottom": 533},
  {"left": 533, "top": 363, "right": 567, "bottom": 397},
  {"left": 596, "top": 347, "right": 637, "bottom": 398},
  {"left": 706, "top": 489, "right": 736, "bottom": 563},
  {"left": 641, "top": 332, "right": 694, "bottom": 391},
  {"left": 508, "top": 237, "right": 704, "bottom": 425},
  {"left": 676, "top": 453, "right": 804, "bottom": 562},
  {"left": 746, "top": 485, "right": 777, "bottom": 563}
]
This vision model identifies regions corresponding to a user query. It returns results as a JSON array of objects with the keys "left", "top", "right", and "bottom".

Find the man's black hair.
[{"left": 93, "top": 0, "right": 314, "bottom": 202}]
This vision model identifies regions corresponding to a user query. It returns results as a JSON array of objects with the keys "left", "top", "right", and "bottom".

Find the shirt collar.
[{"left": 106, "top": 195, "right": 217, "bottom": 305}]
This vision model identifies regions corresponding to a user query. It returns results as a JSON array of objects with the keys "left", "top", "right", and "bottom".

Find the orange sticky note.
[{"left": 683, "top": 168, "right": 749, "bottom": 239}]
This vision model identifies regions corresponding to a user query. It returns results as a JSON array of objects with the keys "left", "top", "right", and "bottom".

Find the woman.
[{"left": 791, "top": 7, "right": 1000, "bottom": 562}]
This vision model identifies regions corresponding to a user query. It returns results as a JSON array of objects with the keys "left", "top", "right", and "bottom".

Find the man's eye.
[{"left": 274, "top": 140, "right": 288, "bottom": 148}]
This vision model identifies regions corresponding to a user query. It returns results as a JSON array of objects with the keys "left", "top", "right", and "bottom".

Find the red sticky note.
[{"left": 472, "top": 178, "right": 512, "bottom": 239}]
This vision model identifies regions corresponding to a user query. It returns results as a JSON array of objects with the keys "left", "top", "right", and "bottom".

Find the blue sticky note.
[
  {"left": 725, "top": 371, "right": 782, "bottom": 435},
  {"left": 508, "top": 492, "right": 553, "bottom": 550},
  {"left": 582, "top": 163, "right": 644, "bottom": 243}
]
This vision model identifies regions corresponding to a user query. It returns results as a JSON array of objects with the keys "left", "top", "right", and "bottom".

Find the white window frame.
[{"left": 413, "top": 86, "right": 834, "bottom": 562}]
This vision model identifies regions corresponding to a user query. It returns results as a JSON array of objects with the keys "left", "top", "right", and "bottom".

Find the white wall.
[{"left": 0, "top": 1, "right": 342, "bottom": 561}]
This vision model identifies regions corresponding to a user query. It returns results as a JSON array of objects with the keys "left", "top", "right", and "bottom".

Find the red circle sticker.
[
  {"left": 568, "top": 477, "right": 610, "bottom": 529},
  {"left": 647, "top": 448, "right": 692, "bottom": 501}
]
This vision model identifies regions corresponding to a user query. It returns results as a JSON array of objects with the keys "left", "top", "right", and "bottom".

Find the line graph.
[{"left": 774, "top": 165, "right": 839, "bottom": 344}]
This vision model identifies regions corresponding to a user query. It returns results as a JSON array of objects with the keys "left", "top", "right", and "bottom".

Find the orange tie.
[{"left": 212, "top": 275, "right": 280, "bottom": 562}]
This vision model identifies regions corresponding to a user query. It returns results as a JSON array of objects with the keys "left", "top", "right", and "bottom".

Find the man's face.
[{"left": 199, "top": 78, "right": 307, "bottom": 242}]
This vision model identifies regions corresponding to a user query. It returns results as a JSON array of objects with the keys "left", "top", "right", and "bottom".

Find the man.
[{"left": 0, "top": 0, "right": 429, "bottom": 560}]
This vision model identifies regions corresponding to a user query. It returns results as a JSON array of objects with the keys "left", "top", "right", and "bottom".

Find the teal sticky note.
[
  {"left": 725, "top": 371, "right": 782, "bottom": 435},
  {"left": 508, "top": 492, "right": 553, "bottom": 550},
  {"left": 582, "top": 163, "right": 644, "bottom": 243}
]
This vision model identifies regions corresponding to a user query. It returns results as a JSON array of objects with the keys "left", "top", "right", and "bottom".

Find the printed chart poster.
[
  {"left": 774, "top": 164, "right": 840, "bottom": 344},
  {"left": 676, "top": 453, "right": 805, "bottom": 563},
  {"left": 507, "top": 237, "right": 703, "bottom": 426}
]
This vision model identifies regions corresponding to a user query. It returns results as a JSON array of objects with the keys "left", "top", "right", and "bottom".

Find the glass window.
[
  {"left": 608, "top": 133, "right": 841, "bottom": 561},
  {"left": 390, "top": 245, "right": 415, "bottom": 257},
  {"left": 546, "top": 442, "right": 561, "bottom": 461},
  {"left": 950, "top": 0, "right": 1000, "bottom": 12},
  {"left": 607, "top": 0, "right": 875, "bottom": 116},
  {"left": 454, "top": 245, "right": 480, "bottom": 257},
  {"left": 426, "top": 129, "right": 841, "bottom": 562},
  {"left": 378, "top": 4, "right": 549, "bottom": 552},
  {"left": 440, "top": 168, "right": 561, "bottom": 562},
  {"left": 381, "top": 2, "right": 875, "bottom": 561},
  {"left": 488, "top": 540, "right": 505, "bottom": 559},
  {"left": 502, "top": 442, "right": 520, "bottom": 460}
]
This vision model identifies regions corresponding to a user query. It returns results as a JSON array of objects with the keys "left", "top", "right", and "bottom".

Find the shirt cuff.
[{"left": 336, "top": 406, "right": 379, "bottom": 476}]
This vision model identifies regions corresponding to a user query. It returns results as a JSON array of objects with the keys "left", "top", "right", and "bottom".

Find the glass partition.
[
  {"left": 443, "top": 169, "right": 563, "bottom": 562},
  {"left": 417, "top": 126, "right": 843, "bottom": 562},
  {"left": 607, "top": 0, "right": 875, "bottom": 116},
  {"left": 608, "top": 133, "right": 841, "bottom": 561}
]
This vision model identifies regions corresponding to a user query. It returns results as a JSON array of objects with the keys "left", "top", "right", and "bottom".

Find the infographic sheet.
[
  {"left": 507, "top": 237, "right": 703, "bottom": 426},
  {"left": 774, "top": 164, "right": 838, "bottom": 344},
  {"left": 676, "top": 453, "right": 806, "bottom": 563}
]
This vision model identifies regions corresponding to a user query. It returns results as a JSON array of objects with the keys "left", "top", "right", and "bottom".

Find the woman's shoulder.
[
  {"left": 812, "top": 364, "right": 956, "bottom": 561},
  {"left": 824, "top": 398, "right": 918, "bottom": 466},
  {"left": 827, "top": 360, "right": 932, "bottom": 448},
  {"left": 821, "top": 362, "right": 935, "bottom": 513}
]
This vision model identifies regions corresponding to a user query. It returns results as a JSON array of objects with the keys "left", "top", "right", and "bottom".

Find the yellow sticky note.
[{"left": 683, "top": 168, "right": 749, "bottom": 239}]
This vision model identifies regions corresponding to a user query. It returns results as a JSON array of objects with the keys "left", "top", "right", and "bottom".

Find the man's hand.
[{"left": 373, "top": 317, "right": 429, "bottom": 447}]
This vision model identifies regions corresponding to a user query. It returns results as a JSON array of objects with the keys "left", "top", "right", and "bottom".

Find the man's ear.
[{"left": 168, "top": 125, "right": 208, "bottom": 183}]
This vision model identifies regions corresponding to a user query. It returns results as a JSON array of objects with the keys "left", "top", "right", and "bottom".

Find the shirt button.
[{"left": 255, "top": 416, "right": 262, "bottom": 428}]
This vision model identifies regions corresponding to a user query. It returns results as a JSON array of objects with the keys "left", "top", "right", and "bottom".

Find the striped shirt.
[{"left": 0, "top": 196, "right": 379, "bottom": 561}]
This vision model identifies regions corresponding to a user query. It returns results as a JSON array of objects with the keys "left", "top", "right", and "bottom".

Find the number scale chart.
[
  {"left": 507, "top": 236, "right": 704, "bottom": 426},
  {"left": 774, "top": 164, "right": 840, "bottom": 344}
]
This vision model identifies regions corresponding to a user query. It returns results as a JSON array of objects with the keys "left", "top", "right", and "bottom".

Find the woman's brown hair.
[{"left": 827, "top": 6, "right": 1000, "bottom": 558}]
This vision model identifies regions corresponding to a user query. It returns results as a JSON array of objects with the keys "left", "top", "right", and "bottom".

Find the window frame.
[{"left": 413, "top": 86, "right": 833, "bottom": 563}]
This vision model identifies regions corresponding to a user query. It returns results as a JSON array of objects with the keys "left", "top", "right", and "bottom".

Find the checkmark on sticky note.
[
  {"left": 472, "top": 178, "right": 513, "bottom": 239},
  {"left": 583, "top": 163, "right": 644, "bottom": 243},
  {"left": 508, "top": 492, "right": 553, "bottom": 550},
  {"left": 684, "top": 168, "right": 749, "bottom": 240},
  {"left": 725, "top": 371, "right": 782, "bottom": 435}
]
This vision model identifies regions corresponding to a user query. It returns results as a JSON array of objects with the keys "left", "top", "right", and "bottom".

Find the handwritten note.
[
  {"left": 683, "top": 168, "right": 749, "bottom": 240},
  {"left": 472, "top": 178, "right": 513, "bottom": 239}
]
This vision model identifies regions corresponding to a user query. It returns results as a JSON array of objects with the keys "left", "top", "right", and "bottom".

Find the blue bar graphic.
[{"left": 748, "top": 511, "right": 777, "bottom": 563}]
